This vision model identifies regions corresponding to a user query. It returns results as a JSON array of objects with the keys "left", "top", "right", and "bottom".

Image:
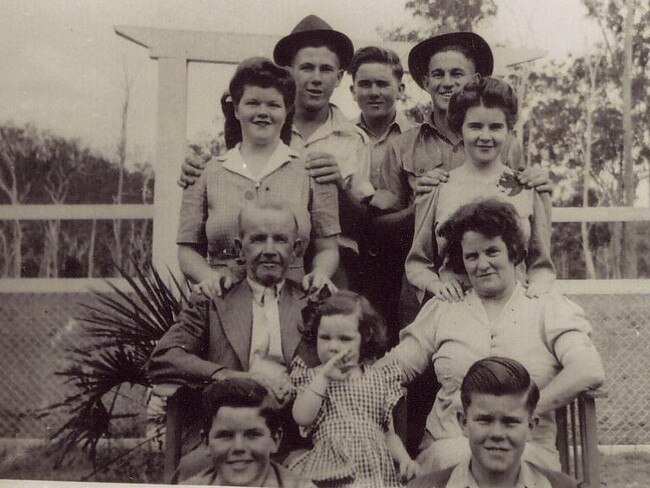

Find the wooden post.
[{"left": 152, "top": 56, "right": 187, "bottom": 278}]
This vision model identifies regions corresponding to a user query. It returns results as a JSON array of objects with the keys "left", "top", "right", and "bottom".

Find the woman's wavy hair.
[
  {"left": 439, "top": 198, "right": 527, "bottom": 275},
  {"left": 300, "top": 290, "right": 388, "bottom": 364},
  {"left": 222, "top": 57, "right": 296, "bottom": 149},
  {"left": 447, "top": 77, "right": 518, "bottom": 134}
]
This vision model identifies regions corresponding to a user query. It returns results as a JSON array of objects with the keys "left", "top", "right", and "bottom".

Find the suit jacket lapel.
[
  {"left": 218, "top": 282, "right": 253, "bottom": 370},
  {"left": 279, "top": 283, "right": 304, "bottom": 364}
]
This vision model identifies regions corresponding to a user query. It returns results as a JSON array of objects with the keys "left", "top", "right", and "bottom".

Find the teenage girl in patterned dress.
[{"left": 288, "top": 290, "right": 419, "bottom": 487}]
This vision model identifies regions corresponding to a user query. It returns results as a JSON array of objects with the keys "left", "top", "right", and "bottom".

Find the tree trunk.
[
  {"left": 12, "top": 219, "right": 22, "bottom": 277},
  {"left": 621, "top": 0, "right": 637, "bottom": 278},
  {"left": 88, "top": 219, "right": 96, "bottom": 277},
  {"left": 581, "top": 56, "right": 598, "bottom": 279}
]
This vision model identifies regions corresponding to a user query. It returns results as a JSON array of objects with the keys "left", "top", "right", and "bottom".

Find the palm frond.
[{"left": 40, "top": 261, "right": 189, "bottom": 469}]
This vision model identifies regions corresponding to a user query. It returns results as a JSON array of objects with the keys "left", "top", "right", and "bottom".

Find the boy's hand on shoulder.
[
  {"left": 426, "top": 279, "right": 465, "bottom": 302},
  {"left": 399, "top": 458, "right": 420, "bottom": 483},
  {"left": 178, "top": 144, "right": 210, "bottom": 188},
  {"left": 414, "top": 168, "right": 449, "bottom": 196},
  {"left": 306, "top": 152, "right": 342, "bottom": 185},
  {"left": 517, "top": 166, "right": 552, "bottom": 193}
]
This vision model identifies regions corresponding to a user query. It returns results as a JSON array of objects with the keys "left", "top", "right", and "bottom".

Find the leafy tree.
[
  {"left": 381, "top": 0, "right": 497, "bottom": 41},
  {"left": 522, "top": 0, "right": 649, "bottom": 278}
]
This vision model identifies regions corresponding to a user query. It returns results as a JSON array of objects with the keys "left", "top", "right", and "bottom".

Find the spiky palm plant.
[{"left": 39, "top": 263, "right": 189, "bottom": 471}]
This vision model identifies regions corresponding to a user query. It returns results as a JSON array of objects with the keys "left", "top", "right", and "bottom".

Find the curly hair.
[
  {"left": 300, "top": 290, "right": 388, "bottom": 363},
  {"left": 439, "top": 198, "right": 527, "bottom": 275},
  {"left": 461, "top": 356, "right": 540, "bottom": 415},
  {"left": 201, "top": 378, "right": 281, "bottom": 434},
  {"left": 447, "top": 77, "right": 518, "bottom": 134},
  {"left": 222, "top": 57, "right": 295, "bottom": 149}
]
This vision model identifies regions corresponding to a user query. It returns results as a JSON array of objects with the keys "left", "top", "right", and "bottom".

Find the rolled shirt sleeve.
[
  {"left": 405, "top": 187, "right": 443, "bottom": 297},
  {"left": 526, "top": 190, "right": 555, "bottom": 281},
  {"left": 309, "top": 179, "right": 341, "bottom": 238}
]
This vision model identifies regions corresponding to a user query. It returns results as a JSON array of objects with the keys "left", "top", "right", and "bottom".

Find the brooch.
[{"left": 497, "top": 171, "right": 525, "bottom": 197}]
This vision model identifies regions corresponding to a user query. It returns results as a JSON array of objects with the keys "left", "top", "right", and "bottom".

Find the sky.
[{"left": 0, "top": 0, "right": 601, "bottom": 163}]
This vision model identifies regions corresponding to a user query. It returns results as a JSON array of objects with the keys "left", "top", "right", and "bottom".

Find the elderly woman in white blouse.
[{"left": 384, "top": 198, "right": 604, "bottom": 473}]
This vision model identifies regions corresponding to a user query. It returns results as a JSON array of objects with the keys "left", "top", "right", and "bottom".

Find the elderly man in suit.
[
  {"left": 149, "top": 199, "right": 319, "bottom": 393},
  {"left": 148, "top": 201, "right": 319, "bottom": 478}
]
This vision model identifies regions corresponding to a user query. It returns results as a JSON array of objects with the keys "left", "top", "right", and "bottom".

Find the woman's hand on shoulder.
[
  {"left": 195, "top": 268, "right": 234, "bottom": 298},
  {"left": 426, "top": 279, "right": 465, "bottom": 302}
]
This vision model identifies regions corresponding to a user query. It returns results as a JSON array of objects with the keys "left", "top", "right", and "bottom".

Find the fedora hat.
[
  {"left": 273, "top": 15, "right": 354, "bottom": 69},
  {"left": 408, "top": 30, "right": 493, "bottom": 88}
]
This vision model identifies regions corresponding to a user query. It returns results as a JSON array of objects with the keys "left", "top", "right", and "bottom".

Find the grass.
[
  {"left": 601, "top": 452, "right": 650, "bottom": 487},
  {"left": 0, "top": 440, "right": 163, "bottom": 483},
  {"left": 1, "top": 442, "right": 649, "bottom": 486}
]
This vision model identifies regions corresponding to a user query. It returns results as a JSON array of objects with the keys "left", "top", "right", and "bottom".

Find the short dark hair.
[
  {"left": 222, "top": 57, "right": 295, "bottom": 149},
  {"left": 202, "top": 378, "right": 282, "bottom": 434},
  {"left": 348, "top": 46, "right": 404, "bottom": 82},
  {"left": 460, "top": 356, "right": 540, "bottom": 415},
  {"left": 439, "top": 198, "right": 527, "bottom": 275},
  {"left": 301, "top": 290, "right": 388, "bottom": 363},
  {"left": 447, "top": 77, "right": 518, "bottom": 134}
]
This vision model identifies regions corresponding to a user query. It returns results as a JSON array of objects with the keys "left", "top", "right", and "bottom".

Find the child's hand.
[
  {"left": 320, "top": 349, "right": 355, "bottom": 382},
  {"left": 399, "top": 459, "right": 420, "bottom": 483}
]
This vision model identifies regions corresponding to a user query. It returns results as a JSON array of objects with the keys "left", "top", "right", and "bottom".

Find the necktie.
[{"left": 263, "top": 286, "right": 283, "bottom": 363}]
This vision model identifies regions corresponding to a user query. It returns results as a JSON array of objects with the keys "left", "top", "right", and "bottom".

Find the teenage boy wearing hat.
[
  {"left": 273, "top": 15, "right": 374, "bottom": 291},
  {"left": 180, "top": 16, "right": 373, "bottom": 291}
]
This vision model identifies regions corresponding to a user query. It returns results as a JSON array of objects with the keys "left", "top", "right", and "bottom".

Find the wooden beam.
[
  {"left": 4, "top": 205, "right": 650, "bottom": 223},
  {"left": 114, "top": 25, "right": 546, "bottom": 74},
  {"left": 0, "top": 204, "right": 154, "bottom": 220},
  {"left": 553, "top": 206, "right": 650, "bottom": 222}
]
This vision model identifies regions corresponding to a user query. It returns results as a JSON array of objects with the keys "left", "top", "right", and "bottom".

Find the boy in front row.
[
  {"left": 183, "top": 378, "right": 315, "bottom": 487},
  {"left": 409, "top": 357, "right": 577, "bottom": 488}
]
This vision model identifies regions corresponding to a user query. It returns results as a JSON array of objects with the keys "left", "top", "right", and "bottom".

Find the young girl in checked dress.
[{"left": 288, "top": 290, "right": 419, "bottom": 487}]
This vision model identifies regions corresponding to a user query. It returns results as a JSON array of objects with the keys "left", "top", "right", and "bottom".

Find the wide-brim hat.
[
  {"left": 408, "top": 30, "right": 493, "bottom": 88},
  {"left": 273, "top": 15, "right": 354, "bottom": 70}
]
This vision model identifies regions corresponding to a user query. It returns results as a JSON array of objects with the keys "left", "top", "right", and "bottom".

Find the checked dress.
[{"left": 288, "top": 357, "right": 405, "bottom": 487}]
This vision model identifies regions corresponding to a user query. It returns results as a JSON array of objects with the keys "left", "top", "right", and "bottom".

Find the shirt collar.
[
  {"left": 448, "top": 458, "right": 552, "bottom": 488},
  {"left": 218, "top": 142, "right": 298, "bottom": 181},
  {"left": 356, "top": 109, "right": 414, "bottom": 142},
  {"left": 421, "top": 114, "right": 463, "bottom": 147},
  {"left": 292, "top": 103, "right": 363, "bottom": 143},
  {"left": 247, "top": 277, "right": 286, "bottom": 305}
]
